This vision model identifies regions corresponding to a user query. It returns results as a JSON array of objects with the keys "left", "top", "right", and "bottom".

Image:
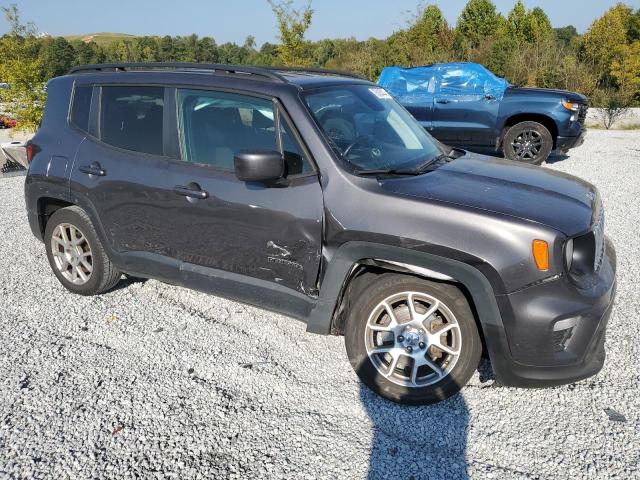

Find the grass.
[
  {"left": 64, "top": 32, "right": 138, "bottom": 46},
  {"left": 585, "top": 122, "right": 640, "bottom": 130}
]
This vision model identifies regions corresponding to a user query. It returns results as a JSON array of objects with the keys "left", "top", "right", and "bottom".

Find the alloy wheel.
[
  {"left": 511, "top": 129, "right": 543, "bottom": 160},
  {"left": 50, "top": 223, "right": 93, "bottom": 285},
  {"left": 364, "top": 291, "right": 462, "bottom": 388}
]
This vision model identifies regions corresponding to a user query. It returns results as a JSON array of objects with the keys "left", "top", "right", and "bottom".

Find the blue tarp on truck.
[{"left": 377, "top": 62, "right": 510, "bottom": 105}]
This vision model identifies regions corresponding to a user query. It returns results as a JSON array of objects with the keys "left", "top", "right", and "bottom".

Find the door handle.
[
  {"left": 174, "top": 184, "right": 209, "bottom": 200},
  {"left": 436, "top": 99, "right": 450, "bottom": 104},
  {"left": 79, "top": 162, "right": 106, "bottom": 176}
]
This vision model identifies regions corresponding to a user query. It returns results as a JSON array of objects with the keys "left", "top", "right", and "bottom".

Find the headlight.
[
  {"left": 562, "top": 100, "right": 581, "bottom": 112},
  {"left": 566, "top": 233, "right": 596, "bottom": 277},
  {"left": 564, "top": 238, "right": 574, "bottom": 271}
]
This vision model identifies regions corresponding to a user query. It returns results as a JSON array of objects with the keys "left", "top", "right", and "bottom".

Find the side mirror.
[{"left": 234, "top": 149, "right": 285, "bottom": 182}]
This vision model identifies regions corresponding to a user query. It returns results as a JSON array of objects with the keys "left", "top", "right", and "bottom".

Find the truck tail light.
[{"left": 532, "top": 239, "right": 549, "bottom": 271}]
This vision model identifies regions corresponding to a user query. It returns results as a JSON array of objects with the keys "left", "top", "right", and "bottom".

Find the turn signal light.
[
  {"left": 562, "top": 100, "right": 580, "bottom": 112},
  {"left": 532, "top": 239, "right": 549, "bottom": 271}
]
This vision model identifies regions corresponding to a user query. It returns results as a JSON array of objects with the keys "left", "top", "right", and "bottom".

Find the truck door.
[{"left": 431, "top": 68, "right": 500, "bottom": 146}]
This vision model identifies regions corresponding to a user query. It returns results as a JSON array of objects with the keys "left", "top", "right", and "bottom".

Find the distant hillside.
[{"left": 64, "top": 32, "right": 138, "bottom": 46}]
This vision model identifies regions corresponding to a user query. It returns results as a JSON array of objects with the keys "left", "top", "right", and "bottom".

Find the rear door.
[
  {"left": 163, "top": 87, "right": 323, "bottom": 296},
  {"left": 431, "top": 68, "right": 499, "bottom": 146},
  {"left": 69, "top": 84, "right": 175, "bottom": 274}
]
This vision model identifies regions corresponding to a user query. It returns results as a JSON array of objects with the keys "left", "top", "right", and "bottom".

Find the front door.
[
  {"left": 430, "top": 69, "right": 500, "bottom": 146},
  {"left": 163, "top": 88, "right": 323, "bottom": 296}
]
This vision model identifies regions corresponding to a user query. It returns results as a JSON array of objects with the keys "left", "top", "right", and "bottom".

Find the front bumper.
[
  {"left": 487, "top": 237, "right": 616, "bottom": 387},
  {"left": 556, "top": 128, "right": 586, "bottom": 152}
]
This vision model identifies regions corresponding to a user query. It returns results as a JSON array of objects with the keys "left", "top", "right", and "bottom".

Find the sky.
[{"left": 1, "top": 0, "right": 639, "bottom": 45}]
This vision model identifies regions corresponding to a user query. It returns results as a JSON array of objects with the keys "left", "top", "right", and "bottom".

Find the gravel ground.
[{"left": 0, "top": 130, "right": 638, "bottom": 479}]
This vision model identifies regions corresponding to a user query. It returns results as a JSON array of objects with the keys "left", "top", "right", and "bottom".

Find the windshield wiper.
[
  {"left": 412, "top": 149, "right": 461, "bottom": 173},
  {"left": 353, "top": 168, "right": 421, "bottom": 176}
]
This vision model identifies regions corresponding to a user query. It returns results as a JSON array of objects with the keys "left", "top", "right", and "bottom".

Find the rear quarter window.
[
  {"left": 70, "top": 85, "right": 93, "bottom": 133},
  {"left": 100, "top": 86, "right": 164, "bottom": 156}
]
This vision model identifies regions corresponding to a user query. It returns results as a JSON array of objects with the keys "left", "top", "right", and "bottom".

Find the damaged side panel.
[{"left": 163, "top": 161, "right": 324, "bottom": 297}]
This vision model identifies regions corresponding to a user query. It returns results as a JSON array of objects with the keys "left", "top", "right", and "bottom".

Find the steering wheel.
[{"left": 344, "top": 135, "right": 375, "bottom": 158}]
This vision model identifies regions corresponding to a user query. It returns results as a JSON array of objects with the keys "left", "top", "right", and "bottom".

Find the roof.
[{"left": 67, "top": 63, "right": 371, "bottom": 90}]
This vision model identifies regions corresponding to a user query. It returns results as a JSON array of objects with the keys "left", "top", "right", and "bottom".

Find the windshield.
[{"left": 304, "top": 85, "right": 443, "bottom": 171}]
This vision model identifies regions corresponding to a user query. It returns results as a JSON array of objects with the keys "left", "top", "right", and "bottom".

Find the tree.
[
  {"left": 524, "top": 6, "right": 553, "bottom": 43},
  {"left": 456, "top": 0, "right": 502, "bottom": 50},
  {"left": 592, "top": 89, "right": 631, "bottom": 129},
  {"left": 554, "top": 26, "right": 578, "bottom": 46},
  {"left": 0, "top": 6, "right": 46, "bottom": 131},
  {"left": 1, "top": 3, "right": 36, "bottom": 36},
  {"left": 267, "top": 0, "right": 314, "bottom": 66},
  {"left": 582, "top": 3, "right": 632, "bottom": 71},
  {"left": 39, "top": 37, "right": 75, "bottom": 77}
]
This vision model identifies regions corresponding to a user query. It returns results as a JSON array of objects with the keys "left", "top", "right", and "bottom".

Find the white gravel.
[{"left": 0, "top": 130, "right": 638, "bottom": 479}]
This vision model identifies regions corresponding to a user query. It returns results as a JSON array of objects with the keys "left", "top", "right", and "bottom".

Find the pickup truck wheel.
[
  {"left": 503, "top": 121, "right": 553, "bottom": 165},
  {"left": 344, "top": 274, "right": 482, "bottom": 405},
  {"left": 44, "top": 206, "right": 122, "bottom": 295}
]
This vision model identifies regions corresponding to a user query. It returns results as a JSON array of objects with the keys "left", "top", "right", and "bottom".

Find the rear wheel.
[
  {"left": 344, "top": 274, "right": 482, "bottom": 405},
  {"left": 503, "top": 121, "right": 553, "bottom": 165},
  {"left": 44, "top": 206, "right": 121, "bottom": 295}
]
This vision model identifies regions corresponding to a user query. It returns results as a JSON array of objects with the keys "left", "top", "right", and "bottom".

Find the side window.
[
  {"left": 279, "top": 114, "right": 313, "bottom": 175},
  {"left": 100, "top": 86, "right": 164, "bottom": 155},
  {"left": 70, "top": 85, "right": 93, "bottom": 133},
  {"left": 178, "top": 89, "right": 276, "bottom": 171}
]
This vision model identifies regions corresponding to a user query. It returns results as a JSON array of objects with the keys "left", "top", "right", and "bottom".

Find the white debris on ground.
[{"left": 0, "top": 130, "right": 638, "bottom": 479}]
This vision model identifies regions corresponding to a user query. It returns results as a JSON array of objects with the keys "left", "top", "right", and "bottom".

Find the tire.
[
  {"left": 44, "top": 206, "right": 121, "bottom": 295},
  {"left": 344, "top": 274, "right": 482, "bottom": 405},
  {"left": 502, "top": 121, "right": 553, "bottom": 165}
]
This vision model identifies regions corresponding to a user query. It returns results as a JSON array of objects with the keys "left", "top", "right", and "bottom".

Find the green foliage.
[
  {"left": 554, "top": 25, "right": 578, "bottom": 46},
  {"left": 1, "top": 0, "right": 639, "bottom": 131},
  {"left": 267, "top": 0, "right": 313, "bottom": 66},
  {"left": 456, "top": 0, "right": 502, "bottom": 51}
]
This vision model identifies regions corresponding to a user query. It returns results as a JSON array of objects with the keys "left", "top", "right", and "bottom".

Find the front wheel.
[
  {"left": 344, "top": 274, "right": 482, "bottom": 405},
  {"left": 502, "top": 121, "right": 553, "bottom": 165}
]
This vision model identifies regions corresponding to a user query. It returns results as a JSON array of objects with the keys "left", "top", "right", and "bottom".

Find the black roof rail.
[
  {"left": 67, "top": 63, "right": 287, "bottom": 83},
  {"left": 265, "top": 66, "right": 366, "bottom": 80}
]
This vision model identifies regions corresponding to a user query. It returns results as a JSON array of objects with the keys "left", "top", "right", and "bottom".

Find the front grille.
[{"left": 578, "top": 105, "right": 588, "bottom": 125}]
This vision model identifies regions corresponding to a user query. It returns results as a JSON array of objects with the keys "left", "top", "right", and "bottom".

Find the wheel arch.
[
  {"left": 36, "top": 197, "right": 75, "bottom": 238},
  {"left": 307, "top": 242, "right": 512, "bottom": 370},
  {"left": 501, "top": 113, "right": 559, "bottom": 148}
]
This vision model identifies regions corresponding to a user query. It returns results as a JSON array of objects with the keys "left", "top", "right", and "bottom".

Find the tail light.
[{"left": 26, "top": 143, "right": 34, "bottom": 163}]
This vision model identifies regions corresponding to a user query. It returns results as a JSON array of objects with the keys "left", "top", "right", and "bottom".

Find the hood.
[
  {"left": 380, "top": 152, "right": 597, "bottom": 236},
  {"left": 505, "top": 86, "right": 587, "bottom": 104}
]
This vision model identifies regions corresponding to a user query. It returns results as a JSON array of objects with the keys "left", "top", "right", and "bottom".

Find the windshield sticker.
[{"left": 369, "top": 87, "right": 393, "bottom": 100}]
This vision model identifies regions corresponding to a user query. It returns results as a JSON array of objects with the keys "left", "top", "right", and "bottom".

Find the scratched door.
[{"left": 163, "top": 87, "right": 323, "bottom": 296}]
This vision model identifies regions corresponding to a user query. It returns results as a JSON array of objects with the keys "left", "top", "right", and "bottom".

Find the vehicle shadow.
[{"left": 359, "top": 372, "right": 472, "bottom": 479}]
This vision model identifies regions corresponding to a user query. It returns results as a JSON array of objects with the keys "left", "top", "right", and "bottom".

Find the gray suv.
[{"left": 24, "top": 63, "right": 616, "bottom": 404}]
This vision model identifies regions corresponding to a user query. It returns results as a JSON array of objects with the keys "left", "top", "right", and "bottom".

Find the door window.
[
  {"left": 178, "top": 89, "right": 313, "bottom": 175},
  {"left": 178, "top": 89, "right": 276, "bottom": 171},
  {"left": 100, "top": 86, "right": 164, "bottom": 155}
]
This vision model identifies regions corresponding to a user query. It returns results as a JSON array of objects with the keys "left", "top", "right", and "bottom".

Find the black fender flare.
[{"left": 306, "top": 241, "right": 514, "bottom": 379}]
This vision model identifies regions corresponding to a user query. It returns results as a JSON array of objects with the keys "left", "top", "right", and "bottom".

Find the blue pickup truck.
[{"left": 378, "top": 63, "right": 587, "bottom": 165}]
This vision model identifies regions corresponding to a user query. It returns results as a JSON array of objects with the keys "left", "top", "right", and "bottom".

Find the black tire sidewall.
[
  {"left": 503, "top": 121, "right": 553, "bottom": 165},
  {"left": 345, "top": 274, "right": 482, "bottom": 405},
  {"left": 44, "top": 207, "right": 111, "bottom": 295}
]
